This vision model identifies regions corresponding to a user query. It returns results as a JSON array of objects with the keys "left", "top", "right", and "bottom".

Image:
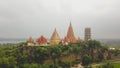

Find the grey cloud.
[{"left": 0, "top": 0, "right": 120, "bottom": 39}]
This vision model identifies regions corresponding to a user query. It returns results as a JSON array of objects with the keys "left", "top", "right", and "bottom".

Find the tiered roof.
[{"left": 36, "top": 35, "right": 47, "bottom": 45}]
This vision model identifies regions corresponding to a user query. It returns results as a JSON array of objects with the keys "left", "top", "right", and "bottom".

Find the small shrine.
[
  {"left": 36, "top": 35, "right": 48, "bottom": 46},
  {"left": 27, "top": 37, "right": 34, "bottom": 46}
]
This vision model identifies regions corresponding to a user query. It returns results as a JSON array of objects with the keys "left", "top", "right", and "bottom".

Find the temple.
[
  {"left": 50, "top": 28, "right": 60, "bottom": 45},
  {"left": 36, "top": 35, "right": 48, "bottom": 46},
  {"left": 84, "top": 28, "right": 91, "bottom": 41},
  {"left": 27, "top": 37, "right": 34, "bottom": 46},
  {"left": 63, "top": 22, "right": 77, "bottom": 44},
  {"left": 26, "top": 22, "right": 82, "bottom": 46}
]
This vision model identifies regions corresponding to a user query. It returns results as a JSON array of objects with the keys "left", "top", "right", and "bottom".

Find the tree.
[
  {"left": 34, "top": 47, "right": 49, "bottom": 68},
  {"left": 86, "top": 40, "right": 102, "bottom": 62},
  {"left": 49, "top": 45, "right": 62, "bottom": 68},
  {"left": 71, "top": 44, "right": 81, "bottom": 58},
  {"left": 98, "top": 52, "right": 104, "bottom": 62},
  {"left": 82, "top": 54, "right": 92, "bottom": 66},
  {"left": 0, "top": 56, "right": 17, "bottom": 68}
]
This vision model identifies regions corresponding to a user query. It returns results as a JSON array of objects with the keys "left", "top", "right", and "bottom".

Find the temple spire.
[
  {"left": 50, "top": 28, "right": 60, "bottom": 45},
  {"left": 54, "top": 28, "right": 57, "bottom": 32},
  {"left": 66, "top": 22, "right": 77, "bottom": 43},
  {"left": 70, "top": 21, "right": 72, "bottom": 26}
]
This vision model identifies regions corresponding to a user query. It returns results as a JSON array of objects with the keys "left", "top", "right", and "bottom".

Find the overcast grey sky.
[{"left": 0, "top": 0, "right": 120, "bottom": 39}]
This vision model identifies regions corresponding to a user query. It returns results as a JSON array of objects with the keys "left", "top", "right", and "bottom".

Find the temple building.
[
  {"left": 27, "top": 37, "right": 34, "bottom": 46},
  {"left": 62, "top": 37, "right": 68, "bottom": 45},
  {"left": 50, "top": 28, "right": 60, "bottom": 45},
  {"left": 84, "top": 28, "right": 91, "bottom": 41},
  {"left": 36, "top": 35, "right": 48, "bottom": 46},
  {"left": 63, "top": 22, "right": 77, "bottom": 44}
]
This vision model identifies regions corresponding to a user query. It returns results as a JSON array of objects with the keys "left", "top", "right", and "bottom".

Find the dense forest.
[{"left": 0, "top": 40, "right": 120, "bottom": 68}]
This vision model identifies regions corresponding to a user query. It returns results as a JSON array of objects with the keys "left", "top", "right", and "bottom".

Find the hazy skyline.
[{"left": 0, "top": 0, "right": 120, "bottom": 39}]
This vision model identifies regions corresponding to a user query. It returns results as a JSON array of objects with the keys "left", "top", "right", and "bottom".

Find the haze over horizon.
[{"left": 0, "top": 0, "right": 120, "bottom": 39}]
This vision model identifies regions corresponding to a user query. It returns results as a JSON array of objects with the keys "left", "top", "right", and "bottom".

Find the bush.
[
  {"left": 82, "top": 54, "right": 92, "bottom": 66},
  {"left": 102, "top": 63, "right": 114, "bottom": 68},
  {"left": 22, "top": 63, "right": 38, "bottom": 68},
  {"left": 58, "top": 61, "right": 72, "bottom": 68}
]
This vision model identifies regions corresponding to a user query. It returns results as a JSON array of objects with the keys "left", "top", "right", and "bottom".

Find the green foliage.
[
  {"left": 102, "top": 63, "right": 114, "bottom": 68},
  {"left": 113, "top": 49, "right": 120, "bottom": 56},
  {"left": 114, "top": 63, "right": 120, "bottom": 68},
  {"left": 0, "top": 40, "right": 112, "bottom": 68},
  {"left": 71, "top": 44, "right": 81, "bottom": 57},
  {"left": 98, "top": 52, "right": 104, "bottom": 62},
  {"left": 21, "top": 63, "right": 38, "bottom": 68},
  {"left": 34, "top": 47, "right": 49, "bottom": 63},
  {"left": 0, "top": 56, "right": 17, "bottom": 68},
  {"left": 82, "top": 54, "right": 92, "bottom": 66},
  {"left": 58, "top": 61, "right": 72, "bottom": 68},
  {"left": 49, "top": 45, "right": 62, "bottom": 59}
]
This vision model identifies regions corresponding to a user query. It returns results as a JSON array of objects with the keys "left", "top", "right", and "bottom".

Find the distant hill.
[
  {"left": 0, "top": 38, "right": 120, "bottom": 48},
  {"left": 98, "top": 39, "right": 120, "bottom": 48},
  {"left": 0, "top": 38, "right": 26, "bottom": 44}
]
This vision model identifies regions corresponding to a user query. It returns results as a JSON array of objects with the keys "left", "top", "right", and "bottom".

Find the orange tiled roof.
[{"left": 36, "top": 36, "right": 47, "bottom": 44}]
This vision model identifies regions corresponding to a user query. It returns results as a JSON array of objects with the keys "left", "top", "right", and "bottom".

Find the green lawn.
[
  {"left": 114, "top": 63, "right": 120, "bottom": 68},
  {"left": 90, "top": 59, "right": 120, "bottom": 68}
]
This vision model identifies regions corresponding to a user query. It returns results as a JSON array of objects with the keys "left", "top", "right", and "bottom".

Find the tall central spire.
[
  {"left": 66, "top": 22, "right": 77, "bottom": 43},
  {"left": 67, "top": 22, "right": 75, "bottom": 39}
]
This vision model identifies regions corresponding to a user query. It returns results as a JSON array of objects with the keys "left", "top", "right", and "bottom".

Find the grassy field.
[
  {"left": 114, "top": 63, "right": 120, "bottom": 68},
  {"left": 91, "top": 59, "right": 120, "bottom": 68}
]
